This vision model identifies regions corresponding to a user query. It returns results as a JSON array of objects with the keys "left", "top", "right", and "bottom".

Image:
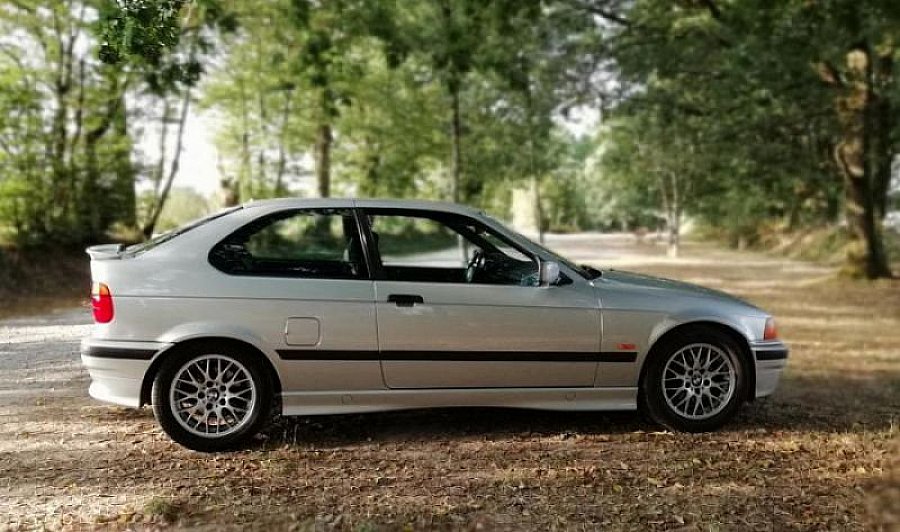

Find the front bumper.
[
  {"left": 751, "top": 340, "right": 789, "bottom": 398},
  {"left": 80, "top": 339, "right": 170, "bottom": 408}
]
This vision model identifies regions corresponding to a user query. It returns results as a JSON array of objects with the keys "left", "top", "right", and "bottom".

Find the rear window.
[{"left": 126, "top": 206, "right": 242, "bottom": 255}]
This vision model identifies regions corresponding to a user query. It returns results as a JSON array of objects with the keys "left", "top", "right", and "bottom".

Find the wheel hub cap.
[
  {"left": 661, "top": 343, "right": 736, "bottom": 421},
  {"left": 169, "top": 354, "right": 257, "bottom": 438}
]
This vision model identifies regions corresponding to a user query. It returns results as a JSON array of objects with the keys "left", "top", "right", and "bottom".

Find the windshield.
[
  {"left": 126, "top": 206, "right": 242, "bottom": 254},
  {"left": 483, "top": 215, "right": 599, "bottom": 280}
]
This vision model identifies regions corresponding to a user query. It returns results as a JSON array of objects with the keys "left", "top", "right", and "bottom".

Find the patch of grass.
[
  {"left": 755, "top": 224, "right": 847, "bottom": 263},
  {"left": 755, "top": 224, "right": 900, "bottom": 271}
]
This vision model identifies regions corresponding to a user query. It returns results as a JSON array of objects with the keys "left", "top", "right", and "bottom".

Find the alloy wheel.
[
  {"left": 661, "top": 343, "right": 737, "bottom": 421},
  {"left": 169, "top": 354, "right": 257, "bottom": 438}
]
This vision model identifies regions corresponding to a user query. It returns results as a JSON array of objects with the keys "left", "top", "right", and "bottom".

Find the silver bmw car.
[{"left": 81, "top": 198, "right": 788, "bottom": 451}]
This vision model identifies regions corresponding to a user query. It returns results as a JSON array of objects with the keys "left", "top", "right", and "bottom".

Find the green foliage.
[
  {"left": 5, "top": 0, "right": 896, "bottom": 276},
  {"left": 595, "top": 0, "right": 899, "bottom": 270},
  {"left": 200, "top": 0, "right": 598, "bottom": 221},
  {"left": 0, "top": 0, "right": 136, "bottom": 246},
  {"left": 97, "top": 0, "right": 237, "bottom": 93}
]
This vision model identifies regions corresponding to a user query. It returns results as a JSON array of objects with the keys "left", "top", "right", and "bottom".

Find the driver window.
[
  {"left": 372, "top": 216, "right": 466, "bottom": 268},
  {"left": 366, "top": 211, "right": 538, "bottom": 286}
]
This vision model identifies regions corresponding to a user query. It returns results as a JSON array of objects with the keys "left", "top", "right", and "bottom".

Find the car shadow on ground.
[
  {"left": 255, "top": 371, "right": 898, "bottom": 449},
  {"left": 261, "top": 407, "right": 648, "bottom": 448}
]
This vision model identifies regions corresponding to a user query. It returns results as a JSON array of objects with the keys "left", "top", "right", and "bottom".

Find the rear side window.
[{"left": 209, "top": 208, "right": 367, "bottom": 279}]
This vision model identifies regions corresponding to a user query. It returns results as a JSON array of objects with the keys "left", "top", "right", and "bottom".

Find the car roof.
[{"left": 242, "top": 197, "right": 484, "bottom": 216}]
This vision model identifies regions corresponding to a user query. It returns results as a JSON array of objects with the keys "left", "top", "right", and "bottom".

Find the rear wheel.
[
  {"left": 641, "top": 328, "right": 747, "bottom": 432},
  {"left": 152, "top": 343, "right": 272, "bottom": 451}
]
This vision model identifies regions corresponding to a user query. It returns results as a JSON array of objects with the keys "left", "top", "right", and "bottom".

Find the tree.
[
  {"left": 479, "top": 0, "right": 600, "bottom": 240},
  {"left": 809, "top": 4, "right": 898, "bottom": 278},
  {"left": 0, "top": 0, "right": 135, "bottom": 244},
  {"left": 202, "top": 0, "right": 313, "bottom": 200},
  {"left": 97, "top": 0, "right": 237, "bottom": 238},
  {"left": 283, "top": 0, "right": 405, "bottom": 198},
  {"left": 598, "top": 0, "right": 895, "bottom": 277}
]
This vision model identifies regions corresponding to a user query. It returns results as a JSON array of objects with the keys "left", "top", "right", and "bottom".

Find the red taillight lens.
[
  {"left": 763, "top": 318, "right": 778, "bottom": 340},
  {"left": 91, "top": 282, "right": 114, "bottom": 323}
]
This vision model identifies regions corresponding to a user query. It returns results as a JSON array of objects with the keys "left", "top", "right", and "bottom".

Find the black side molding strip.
[
  {"left": 755, "top": 349, "right": 789, "bottom": 361},
  {"left": 83, "top": 346, "right": 157, "bottom": 360},
  {"left": 598, "top": 352, "right": 639, "bottom": 363},
  {"left": 277, "top": 350, "right": 638, "bottom": 363}
]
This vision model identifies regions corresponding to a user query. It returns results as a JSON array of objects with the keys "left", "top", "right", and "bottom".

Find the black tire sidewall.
[
  {"left": 641, "top": 328, "right": 748, "bottom": 432},
  {"left": 152, "top": 342, "right": 273, "bottom": 452}
]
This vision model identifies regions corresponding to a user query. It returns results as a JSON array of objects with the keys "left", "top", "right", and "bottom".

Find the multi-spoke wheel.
[
  {"left": 153, "top": 343, "right": 272, "bottom": 451},
  {"left": 641, "top": 328, "right": 747, "bottom": 432}
]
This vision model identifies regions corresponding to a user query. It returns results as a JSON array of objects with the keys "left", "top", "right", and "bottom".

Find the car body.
[{"left": 81, "top": 198, "right": 788, "bottom": 450}]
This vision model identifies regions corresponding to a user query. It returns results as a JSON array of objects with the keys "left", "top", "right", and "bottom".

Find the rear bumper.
[
  {"left": 80, "top": 339, "right": 170, "bottom": 408},
  {"left": 751, "top": 340, "right": 789, "bottom": 399}
]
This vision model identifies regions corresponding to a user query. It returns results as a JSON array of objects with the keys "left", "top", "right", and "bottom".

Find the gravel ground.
[
  {"left": 0, "top": 309, "right": 90, "bottom": 396},
  {"left": 0, "top": 234, "right": 897, "bottom": 531}
]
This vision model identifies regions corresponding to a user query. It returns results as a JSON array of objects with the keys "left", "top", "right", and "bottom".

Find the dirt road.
[{"left": 1, "top": 234, "right": 898, "bottom": 530}]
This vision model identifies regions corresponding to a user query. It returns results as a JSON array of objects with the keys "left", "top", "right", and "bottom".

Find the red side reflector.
[
  {"left": 91, "top": 282, "right": 114, "bottom": 323},
  {"left": 763, "top": 318, "right": 778, "bottom": 340},
  {"left": 617, "top": 343, "right": 637, "bottom": 350}
]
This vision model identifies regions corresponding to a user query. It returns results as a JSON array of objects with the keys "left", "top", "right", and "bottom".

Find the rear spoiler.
[{"left": 86, "top": 243, "right": 126, "bottom": 260}]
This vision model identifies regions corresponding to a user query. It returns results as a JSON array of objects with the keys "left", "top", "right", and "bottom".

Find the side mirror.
[{"left": 539, "top": 260, "right": 561, "bottom": 287}]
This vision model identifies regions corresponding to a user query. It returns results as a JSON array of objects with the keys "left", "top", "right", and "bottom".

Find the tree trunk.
[
  {"left": 82, "top": 137, "right": 102, "bottom": 241},
  {"left": 238, "top": 78, "right": 252, "bottom": 199},
  {"left": 274, "top": 89, "right": 294, "bottom": 196},
  {"left": 142, "top": 88, "right": 191, "bottom": 239},
  {"left": 658, "top": 173, "right": 680, "bottom": 258},
  {"left": 668, "top": 173, "right": 681, "bottom": 258},
  {"left": 833, "top": 46, "right": 892, "bottom": 279},
  {"left": 450, "top": 85, "right": 463, "bottom": 203},
  {"left": 49, "top": 79, "right": 70, "bottom": 229},
  {"left": 80, "top": 72, "right": 128, "bottom": 242},
  {"left": 70, "top": 58, "right": 87, "bottom": 239},
  {"left": 256, "top": 84, "right": 267, "bottom": 188},
  {"left": 525, "top": 87, "right": 545, "bottom": 243},
  {"left": 533, "top": 176, "right": 545, "bottom": 243},
  {"left": 362, "top": 136, "right": 382, "bottom": 196},
  {"left": 871, "top": 49, "right": 894, "bottom": 221},
  {"left": 314, "top": 123, "right": 332, "bottom": 198},
  {"left": 152, "top": 99, "right": 171, "bottom": 199},
  {"left": 112, "top": 90, "right": 136, "bottom": 228},
  {"left": 836, "top": 143, "right": 892, "bottom": 278},
  {"left": 448, "top": 84, "right": 469, "bottom": 261}
]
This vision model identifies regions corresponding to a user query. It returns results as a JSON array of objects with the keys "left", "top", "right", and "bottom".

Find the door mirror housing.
[{"left": 539, "top": 260, "right": 561, "bottom": 287}]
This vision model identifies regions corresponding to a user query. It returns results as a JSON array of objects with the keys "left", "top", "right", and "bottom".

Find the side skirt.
[{"left": 281, "top": 387, "right": 638, "bottom": 416}]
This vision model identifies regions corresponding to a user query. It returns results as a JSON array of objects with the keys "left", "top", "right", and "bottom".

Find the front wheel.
[
  {"left": 152, "top": 343, "right": 272, "bottom": 451},
  {"left": 641, "top": 329, "right": 747, "bottom": 432}
]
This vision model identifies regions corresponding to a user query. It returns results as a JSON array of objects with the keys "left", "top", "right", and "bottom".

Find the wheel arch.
[
  {"left": 139, "top": 336, "right": 282, "bottom": 407},
  {"left": 638, "top": 320, "right": 756, "bottom": 402}
]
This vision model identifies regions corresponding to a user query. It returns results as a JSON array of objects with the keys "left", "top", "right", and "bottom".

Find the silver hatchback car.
[{"left": 82, "top": 198, "right": 788, "bottom": 451}]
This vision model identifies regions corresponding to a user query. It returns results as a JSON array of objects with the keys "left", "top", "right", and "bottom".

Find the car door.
[
  {"left": 358, "top": 206, "right": 600, "bottom": 389},
  {"left": 207, "top": 205, "right": 381, "bottom": 393}
]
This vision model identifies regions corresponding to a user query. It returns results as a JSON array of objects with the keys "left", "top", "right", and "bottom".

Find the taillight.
[
  {"left": 91, "top": 282, "right": 114, "bottom": 323},
  {"left": 763, "top": 317, "right": 778, "bottom": 340}
]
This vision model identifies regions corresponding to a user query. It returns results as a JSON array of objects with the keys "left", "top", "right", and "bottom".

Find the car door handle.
[{"left": 387, "top": 294, "right": 424, "bottom": 307}]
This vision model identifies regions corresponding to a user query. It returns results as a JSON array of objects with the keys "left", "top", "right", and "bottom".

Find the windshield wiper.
[{"left": 580, "top": 265, "right": 603, "bottom": 279}]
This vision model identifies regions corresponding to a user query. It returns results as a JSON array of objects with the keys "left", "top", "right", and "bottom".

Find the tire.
[
  {"left": 640, "top": 327, "right": 748, "bottom": 432},
  {"left": 152, "top": 342, "right": 273, "bottom": 452}
]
